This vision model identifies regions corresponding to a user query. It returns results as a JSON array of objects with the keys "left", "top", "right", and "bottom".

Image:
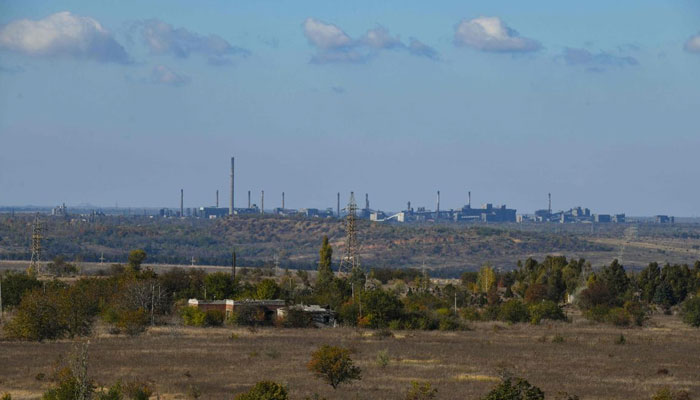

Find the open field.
[{"left": 1, "top": 313, "right": 699, "bottom": 400}]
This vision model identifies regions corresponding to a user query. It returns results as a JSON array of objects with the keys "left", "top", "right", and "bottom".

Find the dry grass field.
[{"left": 1, "top": 313, "right": 699, "bottom": 400}]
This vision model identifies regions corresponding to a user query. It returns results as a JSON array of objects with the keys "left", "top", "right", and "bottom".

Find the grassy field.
[{"left": 1, "top": 313, "right": 699, "bottom": 400}]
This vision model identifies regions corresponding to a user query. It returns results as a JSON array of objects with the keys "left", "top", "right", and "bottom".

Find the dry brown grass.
[{"left": 1, "top": 314, "right": 699, "bottom": 400}]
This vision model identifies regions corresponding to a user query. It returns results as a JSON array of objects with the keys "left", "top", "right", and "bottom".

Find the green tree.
[
  {"left": 362, "top": 289, "right": 403, "bottom": 328},
  {"left": 204, "top": 272, "right": 235, "bottom": 300},
  {"left": 127, "top": 250, "right": 147, "bottom": 272},
  {"left": 317, "top": 236, "right": 334, "bottom": 288},
  {"left": 599, "top": 259, "right": 629, "bottom": 300},
  {"left": 681, "top": 297, "right": 700, "bottom": 327},
  {"left": 4, "top": 288, "right": 64, "bottom": 341},
  {"left": 307, "top": 345, "right": 361, "bottom": 389},
  {"left": 234, "top": 381, "right": 288, "bottom": 400},
  {"left": 0, "top": 271, "right": 41, "bottom": 309},
  {"left": 481, "top": 378, "right": 545, "bottom": 400},
  {"left": 256, "top": 279, "right": 280, "bottom": 300}
]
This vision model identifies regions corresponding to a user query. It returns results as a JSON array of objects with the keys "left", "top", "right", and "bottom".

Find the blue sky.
[{"left": 0, "top": 0, "right": 699, "bottom": 216}]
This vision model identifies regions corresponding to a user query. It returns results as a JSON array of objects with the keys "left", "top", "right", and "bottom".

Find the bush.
[
  {"left": 181, "top": 306, "right": 206, "bottom": 327},
  {"left": 583, "top": 305, "right": 610, "bottom": 323},
  {"left": 481, "top": 377, "right": 545, "bottom": 400},
  {"left": 376, "top": 349, "right": 390, "bottom": 368},
  {"left": 230, "top": 305, "right": 267, "bottom": 327},
  {"left": 405, "top": 381, "right": 437, "bottom": 400},
  {"left": 499, "top": 300, "right": 530, "bottom": 324},
  {"left": 282, "top": 308, "right": 313, "bottom": 328},
  {"left": 529, "top": 301, "right": 566, "bottom": 325},
  {"left": 4, "top": 288, "right": 64, "bottom": 341},
  {"left": 307, "top": 345, "right": 361, "bottom": 389},
  {"left": 652, "top": 387, "right": 691, "bottom": 400},
  {"left": 623, "top": 301, "right": 649, "bottom": 327},
  {"left": 438, "top": 317, "right": 461, "bottom": 331},
  {"left": 681, "top": 297, "right": 700, "bottom": 327},
  {"left": 116, "top": 309, "right": 149, "bottom": 336},
  {"left": 204, "top": 309, "right": 225, "bottom": 327},
  {"left": 605, "top": 308, "right": 631, "bottom": 327},
  {"left": 234, "top": 381, "right": 288, "bottom": 400}
]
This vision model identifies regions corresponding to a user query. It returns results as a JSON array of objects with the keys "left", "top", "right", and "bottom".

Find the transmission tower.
[
  {"left": 339, "top": 192, "right": 360, "bottom": 275},
  {"left": 28, "top": 214, "right": 43, "bottom": 276}
]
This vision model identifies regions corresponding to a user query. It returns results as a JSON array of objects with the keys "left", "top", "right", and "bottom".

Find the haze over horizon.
[{"left": 1, "top": 1, "right": 699, "bottom": 216}]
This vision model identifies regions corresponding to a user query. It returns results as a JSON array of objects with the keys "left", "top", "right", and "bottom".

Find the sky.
[{"left": 0, "top": 0, "right": 699, "bottom": 216}]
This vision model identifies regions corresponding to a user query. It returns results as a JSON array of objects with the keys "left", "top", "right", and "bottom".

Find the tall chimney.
[
  {"left": 407, "top": 201, "right": 411, "bottom": 211},
  {"left": 548, "top": 193, "right": 552, "bottom": 215},
  {"left": 468, "top": 191, "right": 471, "bottom": 208},
  {"left": 365, "top": 193, "right": 369, "bottom": 210},
  {"left": 337, "top": 192, "right": 340, "bottom": 217},
  {"left": 261, "top": 190, "right": 264, "bottom": 214},
  {"left": 229, "top": 157, "right": 235, "bottom": 215},
  {"left": 180, "top": 189, "right": 184, "bottom": 217},
  {"left": 282, "top": 192, "right": 285, "bottom": 209},
  {"left": 436, "top": 190, "right": 440, "bottom": 213},
  {"left": 248, "top": 190, "right": 251, "bottom": 208},
  {"left": 216, "top": 190, "right": 219, "bottom": 208}
]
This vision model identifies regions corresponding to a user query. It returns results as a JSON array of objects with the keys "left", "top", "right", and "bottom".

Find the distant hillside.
[{"left": 0, "top": 215, "right": 612, "bottom": 273}]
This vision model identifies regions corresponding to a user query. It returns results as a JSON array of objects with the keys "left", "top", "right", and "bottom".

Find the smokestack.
[
  {"left": 437, "top": 190, "right": 440, "bottom": 213},
  {"left": 261, "top": 190, "right": 264, "bottom": 214},
  {"left": 229, "top": 157, "right": 234, "bottom": 215},
  {"left": 337, "top": 192, "right": 340, "bottom": 217},
  {"left": 548, "top": 193, "right": 552, "bottom": 215},
  {"left": 407, "top": 201, "right": 411, "bottom": 211},
  {"left": 282, "top": 192, "right": 285, "bottom": 209},
  {"left": 365, "top": 193, "right": 369, "bottom": 210},
  {"left": 248, "top": 190, "right": 251, "bottom": 208},
  {"left": 468, "top": 191, "right": 471, "bottom": 208},
  {"left": 216, "top": 190, "right": 219, "bottom": 208},
  {"left": 180, "top": 189, "right": 184, "bottom": 217}
]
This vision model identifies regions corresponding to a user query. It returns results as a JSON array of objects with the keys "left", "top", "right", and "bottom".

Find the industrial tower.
[
  {"left": 28, "top": 213, "right": 43, "bottom": 276},
  {"left": 339, "top": 192, "right": 360, "bottom": 275}
]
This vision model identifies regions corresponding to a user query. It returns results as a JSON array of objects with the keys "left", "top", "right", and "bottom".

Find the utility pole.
[
  {"left": 0, "top": 274, "right": 3, "bottom": 321},
  {"left": 231, "top": 250, "right": 237, "bottom": 282},
  {"left": 454, "top": 291, "right": 458, "bottom": 316}
]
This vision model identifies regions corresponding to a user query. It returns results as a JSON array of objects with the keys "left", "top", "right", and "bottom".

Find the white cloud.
[
  {"left": 150, "top": 65, "right": 190, "bottom": 86},
  {"left": 303, "top": 18, "right": 438, "bottom": 63},
  {"left": 0, "top": 11, "right": 129, "bottom": 63},
  {"left": 303, "top": 18, "right": 353, "bottom": 50},
  {"left": 685, "top": 34, "right": 700, "bottom": 53},
  {"left": 139, "top": 19, "right": 249, "bottom": 64},
  {"left": 361, "top": 27, "right": 402, "bottom": 49},
  {"left": 454, "top": 16, "right": 540, "bottom": 53}
]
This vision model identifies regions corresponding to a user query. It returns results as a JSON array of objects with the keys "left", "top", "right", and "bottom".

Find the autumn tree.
[
  {"left": 317, "top": 236, "right": 334, "bottom": 288},
  {"left": 127, "top": 249, "right": 147, "bottom": 272},
  {"left": 307, "top": 345, "right": 361, "bottom": 389}
]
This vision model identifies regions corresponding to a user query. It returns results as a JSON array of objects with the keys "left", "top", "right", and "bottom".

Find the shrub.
[
  {"left": 4, "top": 288, "right": 64, "bottom": 341},
  {"left": 481, "top": 377, "right": 545, "bottom": 400},
  {"left": 605, "top": 308, "right": 631, "bottom": 327},
  {"left": 282, "top": 308, "right": 313, "bottom": 328},
  {"left": 552, "top": 334, "right": 565, "bottom": 344},
  {"left": 307, "top": 345, "right": 361, "bottom": 389},
  {"left": 405, "top": 381, "right": 438, "bottom": 400},
  {"left": 204, "top": 309, "right": 225, "bottom": 327},
  {"left": 529, "top": 301, "right": 566, "bottom": 325},
  {"left": 438, "top": 317, "right": 460, "bottom": 331},
  {"left": 499, "top": 300, "right": 530, "bottom": 324},
  {"left": 2, "top": 394, "right": 12, "bottom": 400},
  {"left": 234, "top": 381, "right": 288, "bottom": 400},
  {"left": 230, "top": 305, "right": 267, "bottom": 327},
  {"left": 181, "top": 306, "right": 206, "bottom": 327},
  {"left": 614, "top": 334, "right": 626, "bottom": 345},
  {"left": 583, "top": 305, "right": 610, "bottom": 323},
  {"left": 681, "top": 297, "right": 700, "bottom": 327},
  {"left": 623, "top": 301, "right": 649, "bottom": 327},
  {"left": 116, "top": 309, "right": 149, "bottom": 336},
  {"left": 376, "top": 350, "right": 390, "bottom": 368},
  {"left": 652, "top": 387, "right": 691, "bottom": 400}
]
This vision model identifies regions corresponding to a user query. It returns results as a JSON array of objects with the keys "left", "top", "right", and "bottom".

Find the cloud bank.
[
  {"left": 562, "top": 47, "right": 638, "bottom": 72},
  {"left": 138, "top": 19, "right": 249, "bottom": 65},
  {"left": 0, "top": 11, "right": 129, "bottom": 63},
  {"left": 303, "top": 18, "right": 439, "bottom": 63},
  {"left": 685, "top": 34, "right": 700, "bottom": 53},
  {"left": 454, "top": 16, "right": 540, "bottom": 53}
]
